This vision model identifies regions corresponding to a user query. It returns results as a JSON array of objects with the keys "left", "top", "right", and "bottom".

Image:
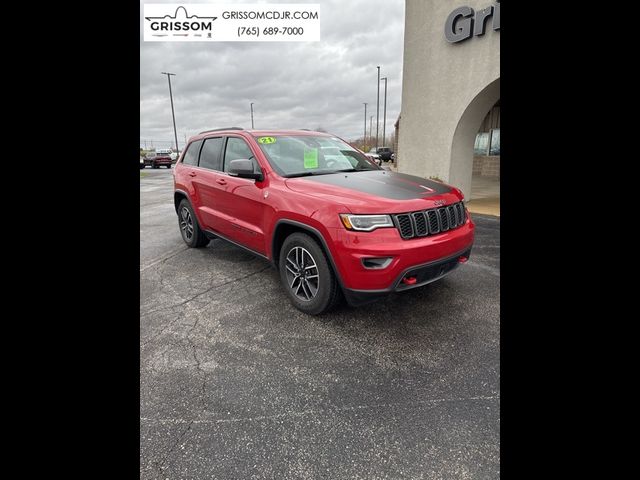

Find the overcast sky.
[{"left": 140, "top": 0, "right": 405, "bottom": 149}]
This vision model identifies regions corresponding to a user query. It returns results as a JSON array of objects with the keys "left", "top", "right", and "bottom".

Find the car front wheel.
[{"left": 279, "top": 233, "right": 341, "bottom": 315}]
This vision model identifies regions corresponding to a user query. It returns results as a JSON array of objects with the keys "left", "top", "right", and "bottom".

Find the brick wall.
[{"left": 473, "top": 156, "right": 500, "bottom": 178}]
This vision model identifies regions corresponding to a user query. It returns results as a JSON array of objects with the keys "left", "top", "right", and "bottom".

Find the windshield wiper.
[
  {"left": 284, "top": 171, "right": 328, "bottom": 178},
  {"left": 284, "top": 168, "right": 372, "bottom": 178}
]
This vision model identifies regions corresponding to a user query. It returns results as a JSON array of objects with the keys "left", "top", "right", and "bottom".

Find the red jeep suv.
[{"left": 173, "top": 128, "right": 474, "bottom": 315}]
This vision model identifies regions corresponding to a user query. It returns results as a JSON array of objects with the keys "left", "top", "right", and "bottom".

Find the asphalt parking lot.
[{"left": 140, "top": 167, "right": 500, "bottom": 479}]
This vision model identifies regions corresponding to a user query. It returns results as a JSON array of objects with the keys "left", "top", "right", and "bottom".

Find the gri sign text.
[{"left": 444, "top": 1, "right": 500, "bottom": 43}]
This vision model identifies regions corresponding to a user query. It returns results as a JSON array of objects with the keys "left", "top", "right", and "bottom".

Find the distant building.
[{"left": 397, "top": 0, "right": 500, "bottom": 197}]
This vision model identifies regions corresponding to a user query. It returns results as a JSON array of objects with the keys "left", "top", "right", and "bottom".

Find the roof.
[{"left": 196, "top": 128, "right": 333, "bottom": 138}]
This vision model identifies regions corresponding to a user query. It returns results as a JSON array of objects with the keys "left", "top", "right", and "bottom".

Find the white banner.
[{"left": 143, "top": 4, "right": 320, "bottom": 42}]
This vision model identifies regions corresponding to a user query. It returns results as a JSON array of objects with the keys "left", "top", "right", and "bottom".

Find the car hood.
[{"left": 284, "top": 170, "right": 462, "bottom": 213}]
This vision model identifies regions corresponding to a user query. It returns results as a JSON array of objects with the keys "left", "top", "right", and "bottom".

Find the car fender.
[{"left": 271, "top": 216, "right": 347, "bottom": 288}]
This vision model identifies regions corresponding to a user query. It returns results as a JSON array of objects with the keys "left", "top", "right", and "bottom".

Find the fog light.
[{"left": 361, "top": 257, "right": 393, "bottom": 269}]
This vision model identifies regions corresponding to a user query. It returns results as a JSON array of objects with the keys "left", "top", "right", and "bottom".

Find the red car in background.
[{"left": 143, "top": 152, "right": 172, "bottom": 169}]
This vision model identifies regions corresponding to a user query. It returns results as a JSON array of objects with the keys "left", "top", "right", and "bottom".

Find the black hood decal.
[{"left": 295, "top": 170, "right": 452, "bottom": 200}]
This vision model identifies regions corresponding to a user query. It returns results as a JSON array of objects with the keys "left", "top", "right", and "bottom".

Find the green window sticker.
[
  {"left": 304, "top": 148, "right": 318, "bottom": 169},
  {"left": 258, "top": 136, "right": 276, "bottom": 144}
]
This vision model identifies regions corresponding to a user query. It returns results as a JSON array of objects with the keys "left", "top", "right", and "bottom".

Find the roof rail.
[{"left": 199, "top": 127, "right": 244, "bottom": 134}]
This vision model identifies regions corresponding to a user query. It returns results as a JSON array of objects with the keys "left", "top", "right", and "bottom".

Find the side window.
[
  {"left": 199, "top": 137, "right": 224, "bottom": 171},
  {"left": 182, "top": 140, "right": 202, "bottom": 166},
  {"left": 224, "top": 137, "right": 257, "bottom": 173}
]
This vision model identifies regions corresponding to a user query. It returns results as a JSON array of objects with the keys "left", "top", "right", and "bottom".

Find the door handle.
[
  {"left": 188, "top": 171, "right": 197, "bottom": 177},
  {"left": 216, "top": 178, "right": 227, "bottom": 185}
]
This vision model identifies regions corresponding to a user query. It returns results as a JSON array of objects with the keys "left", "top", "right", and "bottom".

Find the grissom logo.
[{"left": 145, "top": 6, "right": 217, "bottom": 38}]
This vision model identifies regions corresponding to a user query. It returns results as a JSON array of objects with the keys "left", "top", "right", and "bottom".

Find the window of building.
[
  {"left": 489, "top": 128, "right": 500, "bottom": 155},
  {"left": 474, "top": 132, "right": 490, "bottom": 156}
]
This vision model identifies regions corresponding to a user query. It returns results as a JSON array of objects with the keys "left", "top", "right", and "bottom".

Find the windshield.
[{"left": 254, "top": 135, "right": 381, "bottom": 177}]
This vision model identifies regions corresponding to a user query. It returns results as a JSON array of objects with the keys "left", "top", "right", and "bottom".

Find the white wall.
[{"left": 397, "top": 0, "right": 500, "bottom": 197}]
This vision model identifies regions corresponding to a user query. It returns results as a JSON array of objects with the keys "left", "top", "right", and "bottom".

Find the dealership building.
[{"left": 396, "top": 0, "right": 500, "bottom": 206}]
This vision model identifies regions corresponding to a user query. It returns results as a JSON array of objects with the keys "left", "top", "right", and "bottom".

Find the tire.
[
  {"left": 177, "top": 199, "right": 209, "bottom": 248},
  {"left": 166, "top": 164, "right": 171, "bottom": 169},
  {"left": 152, "top": 162, "right": 158, "bottom": 169},
  {"left": 140, "top": 165, "right": 144, "bottom": 169},
  {"left": 279, "top": 232, "right": 341, "bottom": 315}
]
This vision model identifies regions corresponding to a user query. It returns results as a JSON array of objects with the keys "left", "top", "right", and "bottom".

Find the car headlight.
[{"left": 339, "top": 214, "right": 394, "bottom": 231}]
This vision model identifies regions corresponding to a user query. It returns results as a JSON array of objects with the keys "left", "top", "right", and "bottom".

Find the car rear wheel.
[
  {"left": 279, "top": 233, "right": 341, "bottom": 315},
  {"left": 177, "top": 199, "right": 209, "bottom": 248},
  {"left": 166, "top": 164, "right": 171, "bottom": 169},
  {"left": 152, "top": 162, "right": 158, "bottom": 169}
]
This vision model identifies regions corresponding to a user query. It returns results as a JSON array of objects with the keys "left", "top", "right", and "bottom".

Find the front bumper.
[
  {"left": 342, "top": 247, "right": 472, "bottom": 306},
  {"left": 329, "top": 216, "right": 474, "bottom": 304}
]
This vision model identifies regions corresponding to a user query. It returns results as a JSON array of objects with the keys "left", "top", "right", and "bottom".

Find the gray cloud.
[{"left": 140, "top": 0, "right": 405, "bottom": 149}]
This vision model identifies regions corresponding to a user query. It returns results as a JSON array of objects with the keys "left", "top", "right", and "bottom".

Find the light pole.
[
  {"left": 161, "top": 72, "right": 180, "bottom": 156},
  {"left": 250, "top": 102, "right": 254, "bottom": 129},
  {"left": 363, "top": 102, "right": 368, "bottom": 150},
  {"left": 376, "top": 66, "right": 380, "bottom": 148},
  {"left": 369, "top": 115, "right": 373, "bottom": 148},
  {"left": 381, "top": 77, "right": 388, "bottom": 147}
]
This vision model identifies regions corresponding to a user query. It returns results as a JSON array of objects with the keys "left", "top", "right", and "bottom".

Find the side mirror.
[{"left": 228, "top": 159, "right": 263, "bottom": 181}]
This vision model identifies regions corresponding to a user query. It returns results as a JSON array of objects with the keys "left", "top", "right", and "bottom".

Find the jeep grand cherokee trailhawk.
[{"left": 173, "top": 128, "right": 474, "bottom": 315}]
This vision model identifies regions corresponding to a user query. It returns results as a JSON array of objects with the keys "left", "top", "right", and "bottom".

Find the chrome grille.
[
  {"left": 412, "top": 212, "right": 428, "bottom": 236},
  {"left": 455, "top": 203, "right": 464, "bottom": 225},
  {"left": 395, "top": 214, "right": 413, "bottom": 238},
  {"left": 427, "top": 210, "right": 440, "bottom": 234},
  {"left": 447, "top": 205, "right": 456, "bottom": 227},
  {"left": 392, "top": 201, "right": 467, "bottom": 240},
  {"left": 439, "top": 207, "right": 449, "bottom": 231}
]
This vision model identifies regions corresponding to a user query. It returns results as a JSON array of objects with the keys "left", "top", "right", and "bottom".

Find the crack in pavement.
[
  {"left": 140, "top": 265, "right": 273, "bottom": 349},
  {"left": 140, "top": 246, "right": 188, "bottom": 273},
  {"left": 155, "top": 419, "right": 194, "bottom": 474},
  {"left": 140, "top": 265, "right": 271, "bottom": 320},
  {"left": 185, "top": 314, "right": 208, "bottom": 413},
  {"left": 141, "top": 395, "right": 500, "bottom": 426}
]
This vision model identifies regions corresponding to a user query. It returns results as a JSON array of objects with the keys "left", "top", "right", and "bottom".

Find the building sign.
[{"left": 444, "top": 1, "right": 500, "bottom": 43}]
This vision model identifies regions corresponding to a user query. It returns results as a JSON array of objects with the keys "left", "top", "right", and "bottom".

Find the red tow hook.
[
  {"left": 458, "top": 256, "right": 468, "bottom": 263},
  {"left": 402, "top": 276, "right": 417, "bottom": 285}
]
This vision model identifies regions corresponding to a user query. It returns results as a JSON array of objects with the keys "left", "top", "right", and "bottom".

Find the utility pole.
[
  {"left": 250, "top": 102, "right": 254, "bottom": 129},
  {"left": 161, "top": 72, "right": 180, "bottom": 155},
  {"left": 381, "top": 77, "right": 388, "bottom": 147},
  {"left": 369, "top": 115, "right": 373, "bottom": 148},
  {"left": 363, "top": 103, "right": 368, "bottom": 150},
  {"left": 376, "top": 66, "right": 380, "bottom": 148}
]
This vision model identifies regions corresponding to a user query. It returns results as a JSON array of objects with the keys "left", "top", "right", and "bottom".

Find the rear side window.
[
  {"left": 199, "top": 137, "right": 224, "bottom": 171},
  {"left": 224, "top": 137, "right": 254, "bottom": 172},
  {"left": 182, "top": 140, "right": 202, "bottom": 166}
]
